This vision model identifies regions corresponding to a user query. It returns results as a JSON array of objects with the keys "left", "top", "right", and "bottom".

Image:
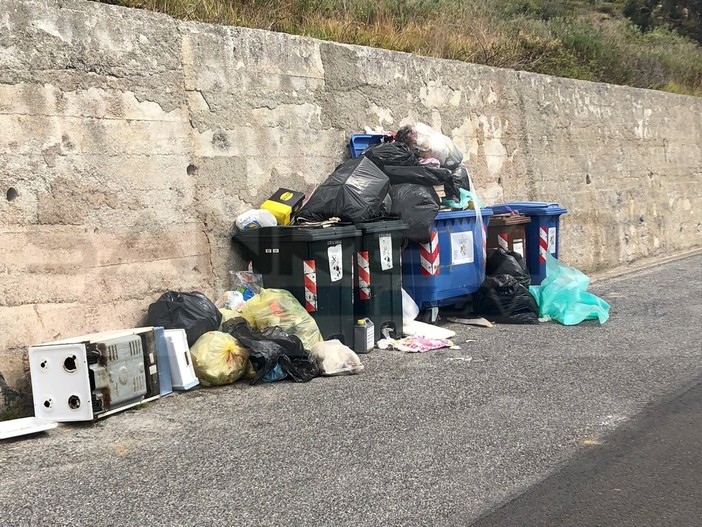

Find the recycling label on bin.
[
  {"left": 548, "top": 227, "right": 557, "bottom": 253},
  {"left": 450, "top": 231, "right": 474, "bottom": 265},
  {"left": 328, "top": 244, "right": 343, "bottom": 282},
  {"left": 379, "top": 234, "right": 393, "bottom": 271}
]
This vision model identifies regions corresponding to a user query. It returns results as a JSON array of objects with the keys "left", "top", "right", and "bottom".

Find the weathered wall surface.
[{"left": 1, "top": 0, "right": 700, "bottom": 417}]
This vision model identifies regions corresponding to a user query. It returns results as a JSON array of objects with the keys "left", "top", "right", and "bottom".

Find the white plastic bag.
[
  {"left": 235, "top": 209, "right": 277, "bottom": 230},
  {"left": 402, "top": 288, "right": 419, "bottom": 324},
  {"left": 413, "top": 122, "right": 463, "bottom": 169},
  {"left": 310, "top": 340, "right": 364, "bottom": 376}
]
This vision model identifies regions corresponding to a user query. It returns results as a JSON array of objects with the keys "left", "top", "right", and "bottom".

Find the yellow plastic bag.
[
  {"left": 241, "top": 288, "right": 323, "bottom": 351},
  {"left": 190, "top": 331, "right": 249, "bottom": 386}
]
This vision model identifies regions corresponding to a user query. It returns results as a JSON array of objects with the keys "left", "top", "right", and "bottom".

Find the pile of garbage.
[
  {"left": 147, "top": 273, "right": 364, "bottom": 387},
  {"left": 235, "top": 122, "right": 477, "bottom": 244},
  {"left": 2, "top": 123, "right": 613, "bottom": 440}
]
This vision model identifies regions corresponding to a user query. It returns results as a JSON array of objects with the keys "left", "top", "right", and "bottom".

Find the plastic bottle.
[{"left": 354, "top": 318, "right": 375, "bottom": 354}]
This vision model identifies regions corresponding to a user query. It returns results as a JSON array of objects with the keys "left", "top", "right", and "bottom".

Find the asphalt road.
[
  {"left": 1, "top": 253, "right": 701, "bottom": 527},
  {"left": 472, "top": 378, "right": 702, "bottom": 527}
]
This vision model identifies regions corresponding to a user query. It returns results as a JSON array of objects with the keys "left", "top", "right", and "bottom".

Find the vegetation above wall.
[{"left": 94, "top": 0, "right": 701, "bottom": 96}]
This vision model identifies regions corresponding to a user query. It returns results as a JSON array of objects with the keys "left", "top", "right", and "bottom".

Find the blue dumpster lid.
[
  {"left": 435, "top": 207, "right": 493, "bottom": 221},
  {"left": 489, "top": 202, "right": 567, "bottom": 216}
]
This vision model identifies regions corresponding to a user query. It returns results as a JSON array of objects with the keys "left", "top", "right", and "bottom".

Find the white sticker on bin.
[
  {"left": 450, "top": 231, "right": 474, "bottom": 265},
  {"left": 328, "top": 244, "right": 343, "bottom": 282},
  {"left": 548, "top": 227, "right": 557, "bottom": 253},
  {"left": 379, "top": 234, "right": 393, "bottom": 271},
  {"left": 513, "top": 239, "right": 524, "bottom": 258}
]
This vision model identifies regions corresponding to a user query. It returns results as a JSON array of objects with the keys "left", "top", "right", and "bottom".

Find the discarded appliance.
[
  {"left": 163, "top": 328, "right": 200, "bottom": 391},
  {"left": 28, "top": 328, "right": 162, "bottom": 422}
]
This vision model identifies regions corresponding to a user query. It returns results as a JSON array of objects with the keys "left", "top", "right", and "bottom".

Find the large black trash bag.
[
  {"left": 473, "top": 249, "right": 538, "bottom": 324},
  {"left": 451, "top": 164, "right": 471, "bottom": 192},
  {"left": 294, "top": 157, "right": 389, "bottom": 223},
  {"left": 485, "top": 248, "right": 531, "bottom": 287},
  {"left": 147, "top": 291, "right": 222, "bottom": 346},
  {"left": 383, "top": 165, "right": 459, "bottom": 201},
  {"left": 389, "top": 183, "right": 440, "bottom": 244},
  {"left": 473, "top": 275, "right": 539, "bottom": 324},
  {"left": 222, "top": 318, "right": 319, "bottom": 384},
  {"left": 361, "top": 142, "right": 419, "bottom": 169}
]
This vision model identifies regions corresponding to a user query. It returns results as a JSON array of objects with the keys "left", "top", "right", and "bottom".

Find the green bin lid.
[
  {"left": 356, "top": 220, "right": 407, "bottom": 234},
  {"left": 234, "top": 224, "right": 359, "bottom": 242}
]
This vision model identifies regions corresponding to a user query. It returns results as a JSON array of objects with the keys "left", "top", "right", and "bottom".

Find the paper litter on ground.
[
  {"left": 378, "top": 336, "right": 454, "bottom": 353},
  {"left": 403, "top": 320, "right": 456, "bottom": 339}
]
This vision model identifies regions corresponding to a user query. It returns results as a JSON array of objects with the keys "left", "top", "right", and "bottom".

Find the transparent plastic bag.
[
  {"left": 529, "top": 253, "right": 610, "bottom": 325},
  {"left": 241, "top": 288, "right": 324, "bottom": 351},
  {"left": 411, "top": 123, "right": 463, "bottom": 169},
  {"left": 310, "top": 340, "right": 364, "bottom": 376},
  {"left": 235, "top": 209, "right": 277, "bottom": 230},
  {"left": 228, "top": 271, "right": 263, "bottom": 302},
  {"left": 189, "top": 331, "right": 250, "bottom": 386}
]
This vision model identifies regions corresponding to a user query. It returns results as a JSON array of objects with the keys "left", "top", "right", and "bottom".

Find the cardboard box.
[{"left": 261, "top": 188, "right": 305, "bottom": 225}]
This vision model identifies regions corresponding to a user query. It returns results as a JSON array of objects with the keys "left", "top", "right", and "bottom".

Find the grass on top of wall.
[{"left": 94, "top": 0, "right": 702, "bottom": 96}]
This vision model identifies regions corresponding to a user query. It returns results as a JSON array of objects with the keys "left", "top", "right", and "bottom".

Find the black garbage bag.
[
  {"left": 361, "top": 142, "right": 419, "bottom": 169},
  {"left": 383, "top": 165, "right": 459, "bottom": 201},
  {"left": 485, "top": 248, "right": 531, "bottom": 287},
  {"left": 451, "top": 164, "right": 471, "bottom": 193},
  {"left": 473, "top": 248, "right": 538, "bottom": 324},
  {"left": 389, "top": 183, "right": 440, "bottom": 244},
  {"left": 222, "top": 318, "right": 319, "bottom": 384},
  {"left": 294, "top": 157, "right": 389, "bottom": 223},
  {"left": 147, "top": 291, "right": 222, "bottom": 346},
  {"left": 473, "top": 274, "right": 539, "bottom": 324}
]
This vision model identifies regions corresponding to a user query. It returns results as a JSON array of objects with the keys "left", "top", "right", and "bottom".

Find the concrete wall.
[{"left": 1, "top": 0, "right": 700, "bottom": 417}]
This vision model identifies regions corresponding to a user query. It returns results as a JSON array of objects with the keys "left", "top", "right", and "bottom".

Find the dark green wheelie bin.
[
  {"left": 234, "top": 225, "right": 359, "bottom": 347},
  {"left": 354, "top": 220, "right": 406, "bottom": 343}
]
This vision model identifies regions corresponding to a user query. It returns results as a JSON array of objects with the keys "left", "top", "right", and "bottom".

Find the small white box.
[{"left": 163, "top": 329, "right": 199, "bottom": 391}]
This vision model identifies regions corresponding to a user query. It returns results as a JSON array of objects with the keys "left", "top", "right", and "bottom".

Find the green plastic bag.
[{"left": 529, "top": 253, "right": 610, "bottom": 325}]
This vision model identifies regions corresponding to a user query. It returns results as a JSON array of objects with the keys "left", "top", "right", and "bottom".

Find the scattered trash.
[
  {"left": 147, "top": 291, "right": 222, "bottom": 346},
  {"left": 354, "top": 318, "right": 375, "bottom": 354},
  {"left": 447, "top": 317, "right": 494, "bottom": 328},
  {"left": 402, "top": 288, "right": 420, "bottom": 324},
  {"left": 235, "top": 208, "right": 277, "bottom": 230},
  {"left": 389, "top": 183, "right": 440, "bottom": 243},
  {"left": 403, "top": 320, "right": 456, "bottom": 339},
  {"left": 294, "top": 157, "right": 390, "bottom": 223},
  {"left": 310, "top": 339, "right": 364, "bottom": 376},
  {"left": 223, "top": 318, "right": 319, "bottom": 384},
  {"left": 189, "top": 331, "right": 249, "bottom": 387},
  {"left": 240, "top": 288, "right": 324, "bottom": 352},
  {"left": 0, "top": 416, "right": 59, "bottom": 440},
  {"left": 473, "top": 248, "right": 540, "bottom": 324},
  {"left": 395, "top": 122, "right": 463, "bottom": 169},
  {"left": 261, "top": 188, "right": 306, "bottom": 225},
  {"left": 446, "top": 356, "right": 473, "bottom": 363},
  {"left": 529, "top": 253, "right": 610, "bottom": 325},
  {"left": 163, "top": 328, "right": 200, "bottom": 391},
  {"left": 377, "top": 335, "right": 454, "bottom": 353}
]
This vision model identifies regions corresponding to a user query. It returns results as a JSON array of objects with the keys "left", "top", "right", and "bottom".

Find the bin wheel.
[{"left": 422, "top": 307, "right": 439, "bottom": 324}]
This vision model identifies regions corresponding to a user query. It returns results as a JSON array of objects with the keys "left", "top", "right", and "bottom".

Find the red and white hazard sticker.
[{"left": 419, "top": 231, "right": 440, "bottom": 276}]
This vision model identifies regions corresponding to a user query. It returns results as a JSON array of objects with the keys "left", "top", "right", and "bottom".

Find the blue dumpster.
[
  {"left": 489, "top": 202, "right": 568, "bottom": 285},
  {"left": 402, "top": 209, "right": 493, "bottom": 322},
  {"left": 348, "top": 134, "right": 386, "bottom": 158}
]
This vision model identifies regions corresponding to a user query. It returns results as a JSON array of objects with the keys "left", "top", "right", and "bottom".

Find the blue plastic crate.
[
  {"left": 489, "top": 202, "right": 567, "bottom": 285},
  {"left": 402, "top": 208, "right": 493, "bottom": 310},
  {"left": 349, "top": 134, "right": 386, "bottom": 158}
]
